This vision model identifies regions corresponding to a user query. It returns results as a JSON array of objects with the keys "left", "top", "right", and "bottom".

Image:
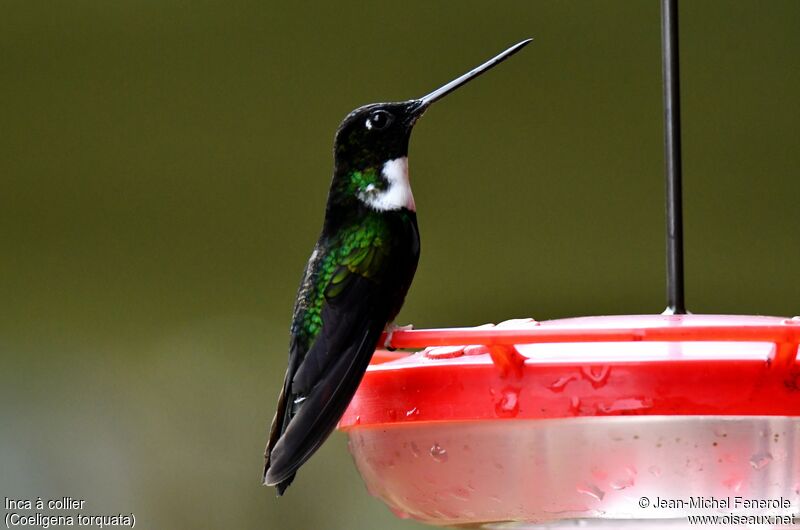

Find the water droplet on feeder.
[
  {"left": 749, "top": 451, "right": 773, "bottom": 470},
  {"left": 577, "top": 482, "right": 605, "bottom": 501},
  {"left": 649, "top": 465, "right": 662, "bottom": 477},
  {"left": 609, "top": 467, "right": 637, "bottom": 490},
  {"left": 430, "top": 443, "right": 448, "bottom": 462},
  {"left": 582, "top": 365, "right": 611, "bottom": 388},
  {"left": 410, "top": 441, "right": 420, "bottom": 458},
  {"left": 609, "top": 478, "right": 633, "bottom": 491},
  {"left": 549, "top": 374, "right": 577, "bottom": 392},
  {"left": 494, "top": 387, "right": 519, "bottom": 417},
  {"left": 597, "top": 397, "right": 654, "bottom": 414}
]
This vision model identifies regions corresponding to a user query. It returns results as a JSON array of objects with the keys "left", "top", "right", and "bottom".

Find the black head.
[
  {"left": 333, "top": 100, "right": 425, "bottom": 176},
  {"left": 326, "top": 39, "right": 532, "bottom": 217}
]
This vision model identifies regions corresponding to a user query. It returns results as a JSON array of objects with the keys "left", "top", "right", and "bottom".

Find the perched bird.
[{"left": 264, "top": 39, "right": 532, "bottom": 495}]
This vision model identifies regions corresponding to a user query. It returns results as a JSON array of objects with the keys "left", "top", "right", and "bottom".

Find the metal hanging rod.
[{"left": 661, "top": 0, "right": 687, "bottom": 315}]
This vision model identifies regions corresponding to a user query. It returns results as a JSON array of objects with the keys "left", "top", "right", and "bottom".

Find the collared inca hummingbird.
[{"left": 264, "top": 39, "right": 532, "bottom": 495}]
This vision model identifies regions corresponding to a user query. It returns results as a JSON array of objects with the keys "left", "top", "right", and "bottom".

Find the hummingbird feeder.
[{"left": 340, "top": 1, "right": 800, "bottom": 527}]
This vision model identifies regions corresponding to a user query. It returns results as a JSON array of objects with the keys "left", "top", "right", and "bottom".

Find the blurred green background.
[{"left": 1, "top": 1, "right": 798, "bottom": 528}]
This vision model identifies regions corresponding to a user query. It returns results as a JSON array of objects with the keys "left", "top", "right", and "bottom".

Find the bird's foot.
[{"left": 383, "top": 323, "right": 413, "bottom": 351}]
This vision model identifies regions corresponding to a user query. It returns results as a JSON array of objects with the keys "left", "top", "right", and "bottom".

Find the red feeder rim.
[{"left": 341, "top": 314, "right": 800, "bottom": 429}]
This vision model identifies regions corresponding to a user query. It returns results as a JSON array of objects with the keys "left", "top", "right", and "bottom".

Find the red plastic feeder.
[{"left": 340, "top": 314, "right": 800, "bottom": 527}]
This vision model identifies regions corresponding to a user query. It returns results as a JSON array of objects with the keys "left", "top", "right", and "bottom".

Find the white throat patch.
[{"left": 360, "top": 157, "right": 416, "bottom": 212}]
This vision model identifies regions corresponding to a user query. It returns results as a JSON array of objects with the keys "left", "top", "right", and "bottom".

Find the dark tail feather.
[
  {"left": 264, "top": 349, "right": 302, "bottom": 493},
  {"left": 275, "top": 473, "right": 296, "bottom": 496},
  {"left": 265, "top": 320, "right": 382, "bottom": 490},
  {"left": 265, "top": 391, "right": 296, "bottom": 496}
]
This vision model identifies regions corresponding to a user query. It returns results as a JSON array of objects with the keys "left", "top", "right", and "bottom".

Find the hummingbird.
[{"left": 264, "top": 38, "right": 532, "bottom": 495}]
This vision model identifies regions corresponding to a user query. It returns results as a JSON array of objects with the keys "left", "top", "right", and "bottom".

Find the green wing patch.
[{"left": 300, "top": 215, "right": 390, "bottom": 342}]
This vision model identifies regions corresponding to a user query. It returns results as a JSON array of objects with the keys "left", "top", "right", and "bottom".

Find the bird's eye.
[{"left": 365, "top": 110, "right": 393, "bottom": 131}]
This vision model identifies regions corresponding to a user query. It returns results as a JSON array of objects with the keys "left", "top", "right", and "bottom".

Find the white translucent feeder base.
[{"left": 346, "top": 417, "right": 800, "bottom": 528}]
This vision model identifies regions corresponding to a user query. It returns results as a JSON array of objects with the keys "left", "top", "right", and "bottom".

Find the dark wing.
[{"left": 264, "top": 242, "right": 391, "bottom": 493}]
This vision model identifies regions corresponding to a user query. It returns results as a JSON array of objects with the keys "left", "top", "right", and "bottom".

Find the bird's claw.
[{"left": 383, "top": 323, "right": 413, "bottom": 351}]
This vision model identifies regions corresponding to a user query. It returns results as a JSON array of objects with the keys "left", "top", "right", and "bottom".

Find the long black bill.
[{"left": 416, "top": 38, "right": 533, "bottom": 110}]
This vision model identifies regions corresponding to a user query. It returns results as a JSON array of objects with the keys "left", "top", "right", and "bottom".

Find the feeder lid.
[{"left": 341, "top": 314, "right": 800, "bottom": 428}]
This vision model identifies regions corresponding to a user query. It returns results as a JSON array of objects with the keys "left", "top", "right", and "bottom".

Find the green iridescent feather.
[
  {"left": 346, "top": 168, "right": 381, "bottom": 195},
  {"left": 297, "top": 212, "right": 390, "bottom": 344}
]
